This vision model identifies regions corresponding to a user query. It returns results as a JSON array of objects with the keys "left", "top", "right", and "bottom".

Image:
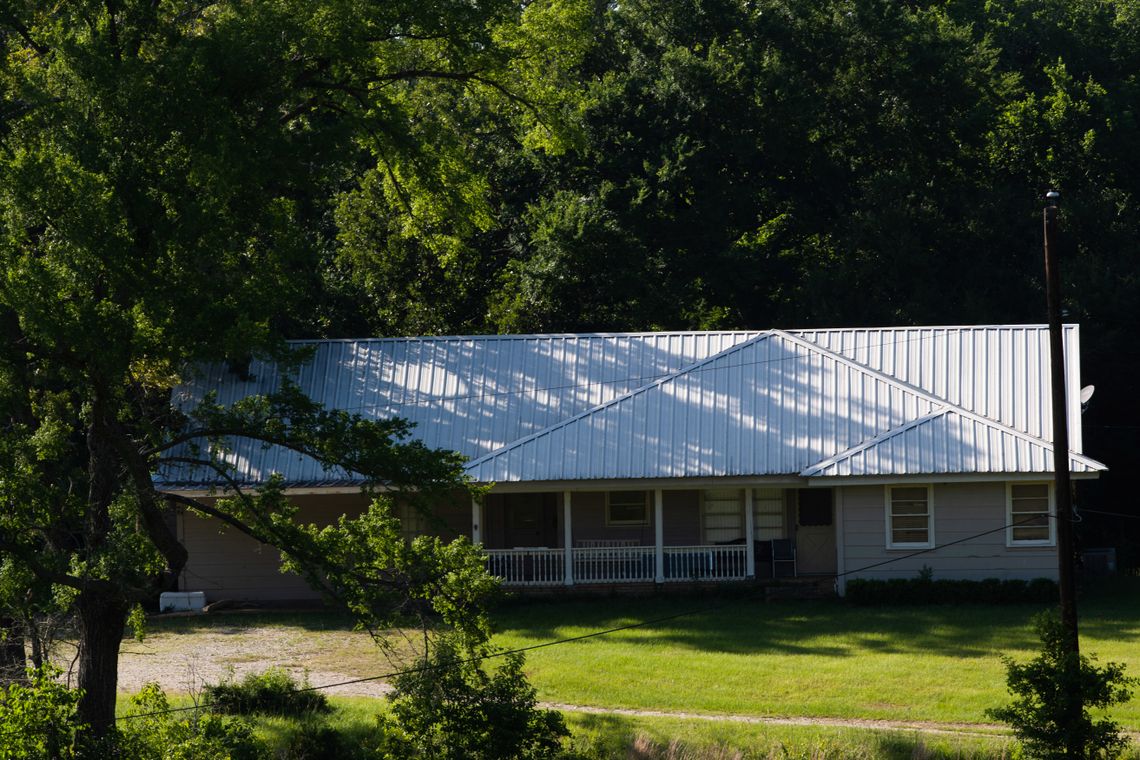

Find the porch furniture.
[{"left": 771, "top": 538, "right": 797, "bottom": 578}]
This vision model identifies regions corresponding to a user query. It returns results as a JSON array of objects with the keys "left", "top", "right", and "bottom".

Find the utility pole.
[
  {"left": 1043, "top": 190, "right": 1079, "bottom": 655},
  {"left": 1044, "top": 191, "right": 1082, "bottom": 759}
]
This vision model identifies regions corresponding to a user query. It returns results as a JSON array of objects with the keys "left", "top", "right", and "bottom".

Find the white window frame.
[
  {"left": 884, "top": 484, "right": 934, "bottom": 550},
  {"left": 606, "top": 491, "right": 650, "bottom": 526},
  {"left": 1006, "top": 482, "right": 1055, "bottom": 547}
]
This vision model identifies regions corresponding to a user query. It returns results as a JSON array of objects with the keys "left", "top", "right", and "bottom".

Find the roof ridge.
[
  {"left": 463, "top": 330, "right": 778, "bottom": 470},
  {"left": 777, "top": 328, "right": 1087, "bottom": 455},
  {"left": 798, "top": 409, "right": 1106, "bottom": 477},
  {"left": 798, "top": 408, "right": 951, "bottom": 476},
  {"left": 282, "top": 330, "right": 767, "bottom": 346}
]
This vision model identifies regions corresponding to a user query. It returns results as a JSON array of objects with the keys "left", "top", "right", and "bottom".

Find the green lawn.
[
  {"left": 488, "top": 577, "right": 1140, "bottom": 729},
  {"left": 128, "top": 582, "right": 1140, "bottom": 758}
]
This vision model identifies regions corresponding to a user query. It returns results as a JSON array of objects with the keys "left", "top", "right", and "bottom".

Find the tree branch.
[
  {"left": 163, "top": 493, "right": 269, "bottom": 545},
  {"left": 0, "top": 13, "right": 49, "bottom": 56}
]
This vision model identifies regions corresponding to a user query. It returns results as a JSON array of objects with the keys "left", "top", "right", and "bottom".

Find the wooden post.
[
  {"left": 654, "top": 489, "right": 665, "bottom": 583},
  {"left": 471, "top": 497, "right": 482, "bottom": 545},
  {"left": 1044, "top": 191, "right": 1082, "bottom": 760},
  {"left": 744, "top": 488, "right": 755, "bottom": 578},
  {"left": 1044, "top": 191, "right": 1079, "bottom": 653}
]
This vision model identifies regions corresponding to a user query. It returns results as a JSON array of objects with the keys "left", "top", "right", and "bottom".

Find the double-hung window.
[
  {"left": 1007, "top": 483, "right": 1054, "bottom": 546},
  {"left": 606, "top": 491, "right": 649, "bottom": 526},
  {"left": 886, "top": 485, "right": 933, "bottom": 549}
]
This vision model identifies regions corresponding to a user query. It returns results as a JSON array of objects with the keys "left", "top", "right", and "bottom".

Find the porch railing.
[
  {"left": 484, "top": 548, "right": 565, "bottom": 586},
  {"left": 663, "top": 545, "right": 748, "bottom": 582},
  {"left": 573, "top": 546, "right": 655, "bottom": 583},
  {"left": 485, "top": 544, "right": 749, "bottom": 586}
]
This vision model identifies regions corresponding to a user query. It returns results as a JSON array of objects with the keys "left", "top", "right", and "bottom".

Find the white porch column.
[
  {"left": 654, "top": 489, "right": 665, "bottom": 583},
  {"left": 744, "top": 488, "right": 755, "bottom": 578},
  {"left": 835, "top": 487, "right": 847, "bottom": 596},
  {"left": 563, "top": 491, "right": 574, "bottom": 587},
  {"left": 471, "top": 497, "right": 482, "bottom": 545}
]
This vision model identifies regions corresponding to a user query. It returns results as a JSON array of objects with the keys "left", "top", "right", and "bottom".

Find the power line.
[
  {"left": 115, "top": 594, "right": 749, "bottom": 723},
  {"left": 115, "top": 514, "right": 1054, "bottom": 724},
  {"left": 1081, "top": 507, "right": 1140, "bottom": 520}
]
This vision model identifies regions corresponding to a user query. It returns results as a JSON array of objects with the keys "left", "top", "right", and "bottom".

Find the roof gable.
[
  {"left": 465, "top": 330, "right": 945, "bottom": 482},
  {"left": 801, "top": 409, "right": 1105, "bottom": 478},
  {"left": 158, "top": 325, "right": 1104, "bottom": 489}
]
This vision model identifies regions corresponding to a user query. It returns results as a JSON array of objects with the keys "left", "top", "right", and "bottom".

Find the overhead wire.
[{"left": 115, "top": 514, "right": 1061, "bottom": 724}]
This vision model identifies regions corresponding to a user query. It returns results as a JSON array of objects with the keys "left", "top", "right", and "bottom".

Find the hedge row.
[{"left": 845, "top": 576, "right": 1059, "bottom": 605}]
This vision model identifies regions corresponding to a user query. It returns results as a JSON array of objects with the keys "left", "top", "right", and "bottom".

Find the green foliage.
[
  {"left": 203, "top": 668, "right": 331, "bottom": 718},
  {"left": 279, "top": 497, "right": 500, "bottom": 645},
  {"left": 114, "top": 683, "right": 263, "bottom": 760},
  {"left": 0, "top": 0, "right": 564, "bottom": 733},
  {"left": 0, "top": 667, "right": 84, "bottom": 760},
  {"left": 987, "top": 613, "right": 1136, "bottom": 759},
  {"left": 375, "top": 634, "right": 569, "bottom": 760},
  {"left": 845, "top": 576, "right": 1059, "bottom": 606}
]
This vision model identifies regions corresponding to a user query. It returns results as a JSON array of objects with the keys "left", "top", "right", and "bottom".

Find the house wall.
[
  {"left": 178, "top": 490, "right": 471, "bottom": 603},
  {"left": 481, "top": 489, "right": 709, "bottom": 549},
  {"left": 838, "top": 482, "right": 1058, "bottom": 592}
]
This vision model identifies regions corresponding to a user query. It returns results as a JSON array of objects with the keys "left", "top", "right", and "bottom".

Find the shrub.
[
  {"left": 0, "top": 666, "right": 83, "bottom": 760},
  {"left": 273, "top": 719, "right": 347, "bottom": 760},
  {"left": 113, "top": 683, "right": 263, "bottom": 760},
  {"left": 203, "top": 667, "right": 331, "bottom": 717},
  {"left": 845, "top": 576, "right": 1058, "bottom": 605},
  {"left": 376, "top": 634, "right": 569, "bottom": 760},
  {"left": 987, "top": 612, "right": 1136, "bottom": 759}
]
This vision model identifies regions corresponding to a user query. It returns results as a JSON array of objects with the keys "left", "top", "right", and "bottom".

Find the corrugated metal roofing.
[
  {"left": 796, "top": 325, "right": 1082, "bottom": 450},
  {"left": 157, "top": 325, "right": 1104, "bottom": 488},
  {"left": 800, "top": 409, "right": 1105, "bottom": 478}
]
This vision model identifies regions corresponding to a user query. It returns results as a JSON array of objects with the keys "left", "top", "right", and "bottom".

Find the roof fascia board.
[
  {"left": 159, "top": 485, "right": 382, "bottom": 498},
  {"left": 803, "top": 471, "right": 1101, "bottom": 487},
  {"left": 483, "top": 475, "right": 807, "bottom": 493}
]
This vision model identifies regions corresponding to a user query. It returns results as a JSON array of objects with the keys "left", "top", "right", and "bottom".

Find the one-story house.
[{"left": 157, "top": 325, "right": 1105, "bottom": 601}]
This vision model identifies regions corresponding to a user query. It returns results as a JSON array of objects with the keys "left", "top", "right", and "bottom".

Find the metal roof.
[{"left": 157, "top": 325, "right": 1103, "bottom": 488}]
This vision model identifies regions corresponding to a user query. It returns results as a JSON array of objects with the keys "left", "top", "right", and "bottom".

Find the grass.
[
  {"left": 486, "top": 577, "right": 1140, "bottom": 729},
  {"left": 562, "top": 711, "right": 1022, "bottom": 759},
  {"left": 117, "top": 577, "right": 1140, "bottom": 757},
  {"left": 242, "top": 698, "right": 1036, "bottom": 759}
]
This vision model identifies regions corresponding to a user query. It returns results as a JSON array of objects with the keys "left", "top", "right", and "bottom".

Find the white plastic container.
[{"left": 159, "top": 591, "right": 206, "bottom": 613}]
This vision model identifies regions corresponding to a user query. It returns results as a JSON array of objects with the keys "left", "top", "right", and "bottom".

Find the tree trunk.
[
  {"left": 76, "top": 590, "right": 128, "bottom": 737},
  {"left": 0, "top": 616, "right": 26, "bottom": 684}
]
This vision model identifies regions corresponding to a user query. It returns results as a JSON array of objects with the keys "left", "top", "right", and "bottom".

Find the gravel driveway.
[{"left": 114, "top": 619, "right": 396, "bottom": 698}]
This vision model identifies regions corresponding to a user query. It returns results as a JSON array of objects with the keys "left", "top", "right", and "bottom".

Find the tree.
[
  {"left": 0, "top": 0, "right": 590, "bottom": 738},
  {"left": 987, "top": 612, "right": 1135, "bottom": 759}
]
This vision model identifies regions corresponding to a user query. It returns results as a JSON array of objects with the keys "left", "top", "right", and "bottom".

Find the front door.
[
  {"left": 504, "top": 493, "right": 557, "bottom": 547},
  {"left": 795, "top": 489, "right": 837, "bottom": 574}
]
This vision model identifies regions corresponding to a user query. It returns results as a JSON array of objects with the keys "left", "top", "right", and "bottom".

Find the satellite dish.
[{"left": 1080, "top": 385, "right": 1095, "bottom": 413}]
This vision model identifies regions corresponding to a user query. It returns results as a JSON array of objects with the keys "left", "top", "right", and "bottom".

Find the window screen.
[
  {"left": 752, "top": 488, "right": 786, "bottom": 540},
  {"left": 702, "top": 489, "right": 742, "bottom": 543}
]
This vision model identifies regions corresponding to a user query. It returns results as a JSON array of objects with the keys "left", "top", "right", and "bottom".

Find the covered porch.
[{"left": 472, "top": 487, "right": 834, "bottom": 587}]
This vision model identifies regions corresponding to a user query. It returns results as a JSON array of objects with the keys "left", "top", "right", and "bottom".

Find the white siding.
[{"left": 840, "top": 483, "right": 1058, "bottom": 583}]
